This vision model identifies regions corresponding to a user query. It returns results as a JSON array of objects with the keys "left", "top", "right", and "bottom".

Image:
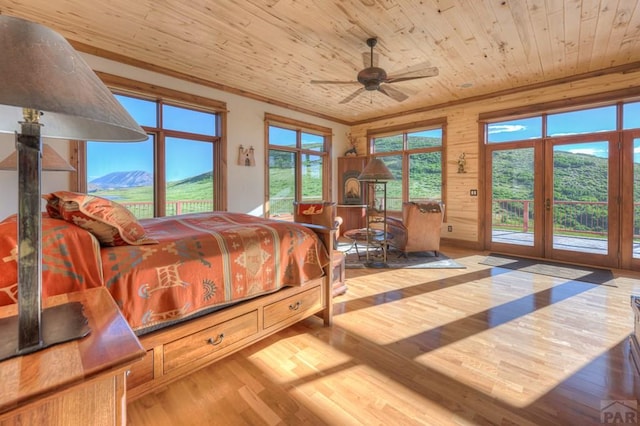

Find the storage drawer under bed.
[
  {"left": 163, "top": 310, "right": 259, "bottom": 374},
  {"left": 263, "top": 286, "right": 322, "bottom": 329}
]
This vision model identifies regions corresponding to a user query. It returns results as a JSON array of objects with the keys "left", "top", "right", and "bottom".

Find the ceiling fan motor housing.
[{"left": 358, "top": 67, "right": 387, "bottom": 90}]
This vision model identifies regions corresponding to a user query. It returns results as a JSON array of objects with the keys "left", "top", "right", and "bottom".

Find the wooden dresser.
[{"left": 0, "top": 287, "right": 145, "bottom": 425}]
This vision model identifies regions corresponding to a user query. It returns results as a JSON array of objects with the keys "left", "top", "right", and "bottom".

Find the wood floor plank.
[{"left": 128, "top": 247, "right": 640, "bottom": 425}]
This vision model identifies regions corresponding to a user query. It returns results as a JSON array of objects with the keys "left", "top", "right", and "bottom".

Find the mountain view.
[{"left": 89, "top": 170, "right": 153, "bottom": 192}]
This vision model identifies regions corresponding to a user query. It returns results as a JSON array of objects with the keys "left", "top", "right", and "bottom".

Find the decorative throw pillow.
[{"left": 42, "top": 191, "right": 157, "bottom": 246}]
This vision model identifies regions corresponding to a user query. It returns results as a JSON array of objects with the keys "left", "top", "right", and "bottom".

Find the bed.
[{"left": 0, "top": 192, "right": 335, "bottom": 400}]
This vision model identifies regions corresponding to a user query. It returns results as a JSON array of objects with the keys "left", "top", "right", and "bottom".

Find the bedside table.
[{"left": 0, "top": 287, "right": 145, "bottom": 425}]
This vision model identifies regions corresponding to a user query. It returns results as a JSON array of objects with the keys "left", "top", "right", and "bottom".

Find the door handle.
[{"left": 545, "top": 198, "right": 551, "bottom": 211}]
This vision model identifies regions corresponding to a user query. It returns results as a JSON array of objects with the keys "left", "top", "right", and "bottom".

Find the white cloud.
[
  {"left": 565, "top": 148, "right": 608, "bottom": 157},
  {"left": 567, "top": 148, "right": 597, "bottom": 155},
  {"left": 488, "top": 124, "right": 526, "bottom": 134}
]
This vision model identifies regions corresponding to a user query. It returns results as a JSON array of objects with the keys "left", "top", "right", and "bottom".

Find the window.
[
  {"left": 82, "top": 81, "right": 225, "bottom": 218},
  {"left": 623, "top": 101, "right": 640, "bottom": 130},
  {"left": 265, "top": 114, "right": 331, "bottom": 218},
  {"left": 368, "top": 122, "right": 445, "bottom": 211},
  {"left": 487, "top": 103, "right": 623, "bottom": 143},
  {"left": 486, "top": 116, "right": 542, "bottom": 143},
  {"left": 547, "top": 105, "right": 616, "bottom": 136}
]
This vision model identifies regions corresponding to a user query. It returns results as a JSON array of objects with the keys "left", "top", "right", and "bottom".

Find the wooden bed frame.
[{"left": 126, "top": 224, "right": 335, "bottom": 401}]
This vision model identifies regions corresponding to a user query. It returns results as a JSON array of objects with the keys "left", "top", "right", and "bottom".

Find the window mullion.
[{"left": 156, "top": 131, "right": 166, "bottom": 217}]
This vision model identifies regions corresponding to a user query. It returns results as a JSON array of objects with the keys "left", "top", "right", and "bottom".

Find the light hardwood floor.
[{"left": 127, "top": 247, "right": 640, "bottom": 425}]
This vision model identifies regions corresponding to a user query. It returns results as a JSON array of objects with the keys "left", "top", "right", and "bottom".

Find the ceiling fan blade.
[
  {"left": 339, "top": 87, "right": 366, "bottom": 104},
  {"left": 362, "top": 52, "right": 379, "bottom": 68},
  {"left": 385, "top": 67, "right": 439, "bottom": 83},
  {"left": 310, "top": 80, "right": 358, "bottom": 85},
  {"left": 378, "top": 85, "right": 408, "bottom": 102}
]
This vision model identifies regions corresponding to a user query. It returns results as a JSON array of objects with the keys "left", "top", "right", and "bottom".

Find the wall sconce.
[
  {"left": 457, "top": 152, "right": 467, "bottom": 173},
  {"left": 238, "top": 144, "right": 255, "bottom": 166}
]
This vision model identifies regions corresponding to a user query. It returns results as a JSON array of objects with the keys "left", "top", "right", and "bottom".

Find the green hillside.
[
  {"left": 491, "top": 148, "right": 635, "bottom": 201},
  {"left": 491, "top": 148, "right": 640, "bottom": 234}
]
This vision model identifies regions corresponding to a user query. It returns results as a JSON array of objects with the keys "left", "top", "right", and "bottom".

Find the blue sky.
[
  {"left": 488, "top": 102, "right": 640, "bottom": 161},
  {"left": 87, "top": 95, "right": 216, "bottom": 182},
  {"left": 87, "top": 137, "right": 213, "bottom": 182}
]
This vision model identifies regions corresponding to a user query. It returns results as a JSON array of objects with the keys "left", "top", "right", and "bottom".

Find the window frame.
[
  {"left": 366, "top": 118, "right": 447, "bottom": 212},
  {"left": 72, "top": 73, "right": 227, "bottom": 215},
  {"left": 264, "top": 113, "right": 332, "bottom": 218}
]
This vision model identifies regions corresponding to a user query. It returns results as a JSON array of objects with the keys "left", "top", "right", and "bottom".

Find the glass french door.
[
  {"left": 545, "top": 136, "right": 619, "bottom": 267},
  {"left": 487, "top": 134, "right": 620, "bottom": 268},
  {"left": 621, "top": 132, "right": 640, "bottom": 269},
  {"left": 488, "top": 143, "right": 543, "bottom": 258}
]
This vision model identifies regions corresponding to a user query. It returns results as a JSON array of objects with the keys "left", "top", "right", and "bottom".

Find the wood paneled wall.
[{"left": 348, "top": 71, "right": 640, "bottom": 245}]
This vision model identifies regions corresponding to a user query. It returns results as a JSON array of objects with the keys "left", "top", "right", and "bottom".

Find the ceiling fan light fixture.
[
  {"left": 357, "top": 67, "right": 387, "bottom": 91},
  {"left": 363, "top": 81, "right": 381, "bottom": 91}
]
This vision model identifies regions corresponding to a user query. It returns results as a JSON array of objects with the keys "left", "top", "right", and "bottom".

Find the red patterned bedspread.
[
  {"left": 102, "top": 212, "right": 330, "bottom": 332},
  {"left": 0, "top": 212, "right": 330, "bottom": 334},
  {"left": 0, "top": 216, "right": 103, "bottom": 305}
]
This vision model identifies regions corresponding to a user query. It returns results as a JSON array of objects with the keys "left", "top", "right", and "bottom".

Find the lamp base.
[{"left": 0, "top": 302, "right": 90, "bottom": 361}]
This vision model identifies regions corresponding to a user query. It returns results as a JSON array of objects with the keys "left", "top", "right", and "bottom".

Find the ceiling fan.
[{"left": 311, "top": 37, "right": 439, "bottom": 104}]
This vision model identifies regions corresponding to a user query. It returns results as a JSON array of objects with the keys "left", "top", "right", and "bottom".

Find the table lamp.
[{"left": 0, "top": 15, "right": 147, "bottom": 361}]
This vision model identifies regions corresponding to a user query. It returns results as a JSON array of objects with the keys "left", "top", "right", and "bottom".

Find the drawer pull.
[
  {"left": 206, "top": 333, "right": 225, "bottom": 346},
  {"left": 289, "top": 301, "right": 301, "bottom": 311}
]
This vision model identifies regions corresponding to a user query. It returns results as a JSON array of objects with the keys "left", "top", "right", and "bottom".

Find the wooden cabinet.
[
  {"left": 336, "top": 204, "right": 367, "bottom": 233},
  {"left": 0, "top": 287, "right": 145, "bottom": 426},
  {"left": 337, "top": 156, "right": 368, "bottom": 231}
]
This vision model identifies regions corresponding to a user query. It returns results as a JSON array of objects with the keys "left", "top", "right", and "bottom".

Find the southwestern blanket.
[{"left": 0, "top": 212, "right": 330, "bottom": 333}]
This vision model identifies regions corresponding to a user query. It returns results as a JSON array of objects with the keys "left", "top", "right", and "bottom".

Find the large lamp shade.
[
  {"left": 0, "top": 16, "right": 146, "bottom": 141},
  {"left": 358, "top": 158, "right": 394, "bottom": 181}
]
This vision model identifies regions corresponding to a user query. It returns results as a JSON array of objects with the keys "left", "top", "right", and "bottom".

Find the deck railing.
[
  {"left": 121, "top": 200, "right": 214, "bottom": 218},
  {"left": 492, "top": 199, "right": 627, "bottom": 237}
]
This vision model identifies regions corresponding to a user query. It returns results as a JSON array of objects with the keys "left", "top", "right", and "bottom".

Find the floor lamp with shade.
[
  {"left": 358, "top": 158, "right": 394, "bottom": 267},
  {"left": 0, "top": 15, "right": 147, "bottom": 361}
]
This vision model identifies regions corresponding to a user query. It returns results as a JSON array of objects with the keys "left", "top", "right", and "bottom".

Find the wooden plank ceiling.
[{"left": 2, "top": 1, "right": 640, "bottom": 124}]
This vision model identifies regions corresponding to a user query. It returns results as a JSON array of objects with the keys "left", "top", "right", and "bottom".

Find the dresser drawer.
[
  {"left": 264, "top": 286, "right": 322, "bottom": 329},
  {"left": 163, "top": 310, "right": 258, "bottom": 373}
]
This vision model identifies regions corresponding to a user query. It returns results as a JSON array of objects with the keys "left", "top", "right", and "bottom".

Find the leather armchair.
[{"left": 387, "top": 201, "right": 445, "bottom": 257}]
